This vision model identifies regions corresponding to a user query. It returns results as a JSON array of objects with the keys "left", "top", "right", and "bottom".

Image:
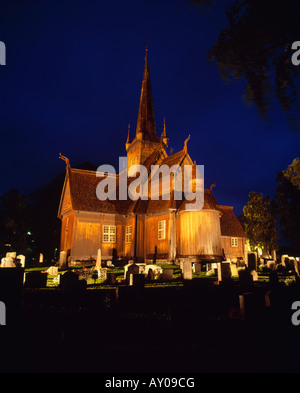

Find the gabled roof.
[
  {"left": 217, "top": 205, "right": 246, "bottom": 238},
  {"left": 58, "top": 166, "right": 225, "bottom": 217}
]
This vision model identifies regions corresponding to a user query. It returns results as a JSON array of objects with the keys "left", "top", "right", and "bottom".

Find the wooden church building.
[{"left": 58, "top": 50, "right": 246, "bottom": 265}]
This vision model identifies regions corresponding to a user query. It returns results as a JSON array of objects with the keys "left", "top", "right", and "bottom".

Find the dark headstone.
[
  {"left": 217, "top": 261, "right": 231, "bottom": 281},
  {"left": 24, "top": 271, "right": 48, "bottom": 288},
  {"left": 194, "top": 263, "right": 201, "bottom": 273},
  {"left": 268, "top": 270, "right": 280, "bottom": 288},
  {"left": 60, "top": 270, "right": 86, "bottom": 294},
  {"left": 238, "top": 268, "right": 253, "bottom": 291},
  {"left": 126, "top": 263, "right": 140, "bottom": 283},
  {"left": 106, "top": 272, "right": 116, "bottom": 285},
  {"left": 131, "top": 274, "right": 145, "bottom": 293},
  {"left": 147, "top": 268, "right": 154, "bottom": 281},
  {"left": 161, "top": 269, "right": 173, "bottom": 281},
  {"left": 248, "top": 253, "right": 257, "bottom": 271}
]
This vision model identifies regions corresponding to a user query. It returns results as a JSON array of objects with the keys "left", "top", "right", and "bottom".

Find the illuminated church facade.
[{"left": 58, "top": 50, "right": 246, "bottom": 265}]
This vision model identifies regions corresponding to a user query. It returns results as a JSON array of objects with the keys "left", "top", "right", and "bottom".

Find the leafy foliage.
[{"left": 242, "top": 191, "right": 278, "bottom": 252}]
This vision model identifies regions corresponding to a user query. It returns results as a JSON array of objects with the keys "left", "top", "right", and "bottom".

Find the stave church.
[{"left": 58, "top": 49, "right": 246, "bottom": 265}]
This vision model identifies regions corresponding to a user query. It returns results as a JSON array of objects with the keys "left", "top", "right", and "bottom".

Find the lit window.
[
  {"left": 231, "top": 237, "right": 238, "bottom": 247},
  {"left": 158, "top": 220, "right": 166, "bottom": 240},
  {"left": 103, "top": 225, "right": 116, "bottom": 243},
  {"left": 125, "top": 225, "right": 132, "bottom": 243}
]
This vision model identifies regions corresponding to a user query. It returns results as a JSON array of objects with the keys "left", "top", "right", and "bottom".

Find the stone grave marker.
[
  {"left": 238, "top": 268, "right": 253, "bottom": 291},
  {"left": 250, "top": 270, "right": 258, "bottom": 281},
  {"left": 161, "top": 269, "right": 173, "bottom": 281},
  {"left": 147, "top": 268, "right": 154, "bottom": 281},
  {"left": 217, "top": 261, "right": 231, "bottom": 281},
  {"left": 17, "top": 255, "right": 25, "bottom": 268},
  {"left": 1, "top": 257, "right": 15, "bottom": 268},
  {"left": 182, "top": 259, "right": 193, "bottom": 280},
  {"left": 96, "top": 248, "right": 102, "bottom": 268},
  {"left": 192, "top": 263, "right": 201, "bottom": 273},
  {"left": 130, "top": 273, "right": 145, "bottom": 291},
  {"left": 266, "top": 260, "right": 275, "bottom": 270},
  {"left": 126, "top": 263, "right": 140, "bottom": 283},
  {"left": 59, "top": 251, "right": 67, "bottom": 269},
  {"left": 47, "top": 266, "right": 58, "bottom": 275},
  {"left": 24, "top": 271, "right": 48, "bottom": 288},
  {"left": 247, "top": 252, "right": 257, "bottom": 271},
  {"left": 106, "top": 272, "right": 116, "bottom": 285},
  {"left": 230, "top": 263, "right": 239, "bottom": 277},
  {"left": 39, "top": 253, "right": 43, "bottom": 264},
  {"left": 294, "top": 258, "right": 300, "bottom": 277}
]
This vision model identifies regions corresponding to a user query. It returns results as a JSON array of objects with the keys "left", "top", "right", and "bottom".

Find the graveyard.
[{"left": 1, "top": 253, "right": 300, "bottom": 373}]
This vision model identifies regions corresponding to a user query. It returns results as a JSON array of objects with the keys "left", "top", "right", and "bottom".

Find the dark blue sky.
[{"left": 0, "top": 0, "right": 299, "bottom": 216}]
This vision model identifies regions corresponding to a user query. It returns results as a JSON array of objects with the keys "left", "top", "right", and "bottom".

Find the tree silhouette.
[{"left": 190, "top": 0, "right": 300, "bottom": 127}]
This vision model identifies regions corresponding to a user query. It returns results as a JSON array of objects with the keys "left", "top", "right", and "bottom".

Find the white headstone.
[
  {"left": 1, "top": 257, "right": 15, "bottom": 268},
  {"left": 47, "top": 266, "right": 58, "bottom": 275},
  {"left": 8, "top": 252, "right": 16, "bottom": 259},
  {"left": 59, "top": 251, "right": 67, "bottom": 268},
  {"left": 96, "top": 248, "right": 102, "bottom": 268},
  {"left": 17, "top": 254, "right": 25, "bottom": 268},
  {"left": 182, "top": 259, "right": 193, "bottom": 280},
  {"left": 39, "top": 253, "right": 43, "bottom": 263},
  {"left": 281, "top": 254, "right": 289, "bottom": 266},
  {"left": 250, "top": 270, "right": 258, "bottom": 281}
]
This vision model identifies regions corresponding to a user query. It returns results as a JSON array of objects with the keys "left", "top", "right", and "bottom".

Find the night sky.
[{"left": 0, "top": 0, "right": 299, "bottom": 216}]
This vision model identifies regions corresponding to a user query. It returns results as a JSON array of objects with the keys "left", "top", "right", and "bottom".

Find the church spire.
[{"left": 135, "top": 45, "right": 159, "bottom": 142}]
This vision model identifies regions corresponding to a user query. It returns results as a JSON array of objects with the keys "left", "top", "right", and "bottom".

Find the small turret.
[
  {"left": 161, "top": 118, "right": 169, "bottom": 147},
  {"left": 126, "top": 124, "right": 131, "bottom": 151}
]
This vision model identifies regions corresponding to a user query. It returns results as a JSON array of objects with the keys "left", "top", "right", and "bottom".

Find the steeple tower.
[
  {"left": 126, "top": 46, "right": 162, "bottom": 169},
  {"left": 135, "top": 44, "right": 159, "bottom": 142}
]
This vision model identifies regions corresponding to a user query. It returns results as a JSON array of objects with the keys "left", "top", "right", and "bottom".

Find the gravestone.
[
  {"left": 96, "top": 248, "right": 102, "bottom": 268},
  {"left": 60, "top": 270, "right": 86, "bottom": 294},
  {"left": 250, "top": 270, "right": 258, "bottom": 281},
  {"left": 144, "top": 264, "right": 162, "bottom": 276},
  {"left": 192, "top": 263, "right": 201, "bottom": 273},
  {"left": 247, "top": 253, "right": 257, "bottom": 271},
  {"left": 126, "top": 263, "right": 140, "bottom": 283},
  {"left": 161, "top": 269, "right": 173, "bottom": 281},
  {"left": 238, "top": 268, "right": 253, "bottom": 291},
  {"left": 1, "top": 257, "right": 15, "bottom": 268},
  {"left": 17, "top": 255, "right": 25, "bottom": 268},
  {"left": 239, "top": 292, "right": 264, "bottom": 320},
  {"left": 284, "top": 257, "right": 294, "bottom": 271},
  {"left": 130, "top": 273, "right": 145, "bottom": 291},
  {"left": 182, "top": 259, "right": 193, "bottom": 280},
  {"left": 97, "top": 267, "right": 107, "bottom": 281},
  {"left": 59, "top": 251, "right": 67, "bottom": 269},
  {"left": 268, "top": 270, "right": 279, "bottom": 288},
  {"left": 294, "top": 259, "right": 300, "bottom": 277},
  {"left": 266, "top": 260, "right": 275, "bottom": 270},
  {"left": 281, "top": 254, "right": 289, "bottom": 265},
  {"left": 106, "top": 272, "right": 116, "bottom": 285},
  {"left": 24, "top": 271, "right": 48, "bottom": 288},
  {"left": 147, "top": 268, "right": 154, "bottom": 281},
  {"left": 47, "top": 266, "right": 58, "bottom": 275},
  {"left": 39, "top": 253, "right": 43, "bottom": 264},
  {"left": 217, "top": 261, "right": 231, "bottom": 281},
  {"left": 230, "top": 264, "right": 239, "bottom": 277}
]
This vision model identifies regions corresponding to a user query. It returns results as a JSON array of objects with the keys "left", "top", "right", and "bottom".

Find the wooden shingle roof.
[{"left": 217, "top": 205, "right": 246, "bottom": 238}]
